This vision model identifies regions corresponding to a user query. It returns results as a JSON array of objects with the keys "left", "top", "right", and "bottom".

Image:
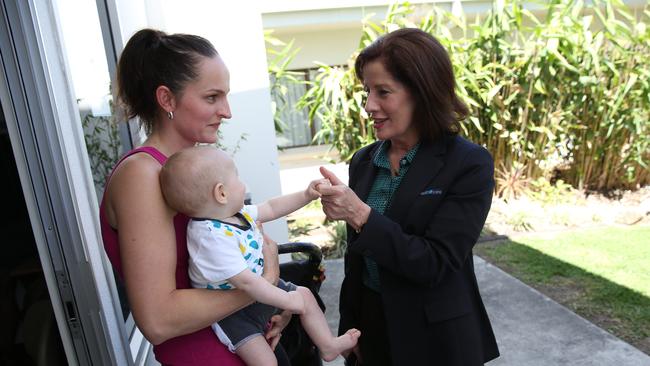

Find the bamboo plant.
[{"left": 293, "top": 0, "right": 648, "bottom": 193}]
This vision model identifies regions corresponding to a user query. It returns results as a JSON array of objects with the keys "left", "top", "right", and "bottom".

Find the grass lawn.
[{"left": 474, "top": 225, "right": 650, "bottom": 354}]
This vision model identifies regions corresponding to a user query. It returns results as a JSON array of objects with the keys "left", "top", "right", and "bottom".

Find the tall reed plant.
[{"left": 296, "top": 0, "right": 649, "bottom": 192}]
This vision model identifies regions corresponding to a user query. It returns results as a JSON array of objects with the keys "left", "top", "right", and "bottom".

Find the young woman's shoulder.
[
  {"left": 118, "top": 151, "right": 163, "bottom": 177},
  {"left": 104, "top": 151, "right": 170, "bottom": 227},
  {"left": 108, "top": 152, "right": 164, "bottom": 195}
]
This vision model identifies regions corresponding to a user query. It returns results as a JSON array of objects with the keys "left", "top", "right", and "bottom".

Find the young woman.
[{"left": 100, "top": 29, "right": 289, "bottom": 365}]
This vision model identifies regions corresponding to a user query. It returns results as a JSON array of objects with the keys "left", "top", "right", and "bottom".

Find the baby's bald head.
[{"left": 160, "top": 145, "right": 235, "bottom": 216}]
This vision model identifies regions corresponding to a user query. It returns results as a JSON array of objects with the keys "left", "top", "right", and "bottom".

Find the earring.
[{"left": 167, "top": 111, "right": 174, "bottom": 120}]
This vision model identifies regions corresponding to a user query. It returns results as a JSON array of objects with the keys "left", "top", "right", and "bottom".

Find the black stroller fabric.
[{"left": 278, "top": 242, "right": 326, "bottom": 366}]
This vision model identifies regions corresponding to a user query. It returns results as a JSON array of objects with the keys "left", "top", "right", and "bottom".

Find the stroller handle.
[{"left": 278, "top": 242, "right": 322, "bottom": 266}]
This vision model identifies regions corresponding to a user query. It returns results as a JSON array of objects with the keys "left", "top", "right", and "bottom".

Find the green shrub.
[
  {"left": 322, "top": 220, "right": 348, "bottom": 259},
  {"left": 528, "top": 177, "right": 575, "bottom": 206},
  {"left": 82, "top": 113, "right": 120, "bottom": 193},
  {"left": 294, "top": 0, "right": 649, "bottom": 192},
  {"left": 506, "top": 210, "right": 534, "bottom": 231},
  {"left": 287, "top": 218, "right": 316, "bottom": 240}
]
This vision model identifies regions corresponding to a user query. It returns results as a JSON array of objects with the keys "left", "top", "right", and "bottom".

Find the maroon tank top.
[{"left": 100, "top": 146, "right": 244, "bottom": 366}]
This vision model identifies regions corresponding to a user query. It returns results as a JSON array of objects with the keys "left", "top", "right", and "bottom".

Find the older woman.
[{"left": 318, "top": 28, "right": 499, "bottom": 365}]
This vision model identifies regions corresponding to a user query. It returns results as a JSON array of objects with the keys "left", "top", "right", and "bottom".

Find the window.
[
  {"left": 55, "top": 0, "right": 130, "bottom": 321},
  {"left": 272, "top": 68, "right": 323, "bottom": 148}
]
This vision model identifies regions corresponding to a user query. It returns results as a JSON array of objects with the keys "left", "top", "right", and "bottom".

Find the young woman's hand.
[
  {"left": 265, "top": 310, "right": 292, "bottom": 350},
  {"left": 259, "top": 224, "right": 279, "bottom": 286}
]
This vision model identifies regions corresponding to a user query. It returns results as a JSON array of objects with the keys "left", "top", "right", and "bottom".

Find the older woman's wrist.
[{"left": 351, "top": 204, "right": 371, "bottom": 233}]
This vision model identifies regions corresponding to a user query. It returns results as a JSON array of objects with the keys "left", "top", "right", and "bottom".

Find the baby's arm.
[
  {"left": 228, "top": 269, "right": 305, "bottom": 314},
  {"left": 257, "top": 178, "right": 329, "bottom": 222}
]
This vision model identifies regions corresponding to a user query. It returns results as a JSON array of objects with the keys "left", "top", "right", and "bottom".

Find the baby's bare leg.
[
  {"left": 235, "top": 335, "right": 277, "bottom": 366},
  {"left": 295, "top": 286, "right": 361, "bottom": 362}
]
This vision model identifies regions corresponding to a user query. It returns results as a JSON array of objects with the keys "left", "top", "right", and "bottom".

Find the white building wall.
[
  {"left": 262, "top": 2, "right": 455, "bottom": 70},
  {"left": 273, "top": 27, "right": 363, "bottom": 70}
]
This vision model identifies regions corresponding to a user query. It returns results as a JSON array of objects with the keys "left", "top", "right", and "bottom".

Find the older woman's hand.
[
  {"left": 318, "top": 167, "right": 371, "bottom": 232},
  {"left": 265, "top": 310, "right": 292, "bottom": 350}
]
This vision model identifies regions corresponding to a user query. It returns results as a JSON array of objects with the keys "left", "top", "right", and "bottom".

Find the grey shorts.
[{"left": 212, "top": 279, "right": 297, "bottom": 352}]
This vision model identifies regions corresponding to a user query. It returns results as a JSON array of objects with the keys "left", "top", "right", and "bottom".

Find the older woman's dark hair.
[
  {"left": 355, "top": 28, "right": 467, "bottom": 141},
  {"left": 116, "top": 29, "right": 218, "bottom": 134}
]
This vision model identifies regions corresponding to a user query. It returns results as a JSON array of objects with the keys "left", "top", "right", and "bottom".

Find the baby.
[{"left": 160, "top": 145, "right": 360, "bottom": 365}]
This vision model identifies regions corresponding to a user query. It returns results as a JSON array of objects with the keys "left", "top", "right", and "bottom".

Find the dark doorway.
[{"left": 0, "top": 103, "right": 67, "bottom": 366}]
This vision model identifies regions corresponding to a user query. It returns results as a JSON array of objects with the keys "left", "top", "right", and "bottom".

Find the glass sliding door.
[
  {"left": 0, "top": 88, "right": 68, "bottom": 366},
  {"left": 0, "top": 0, "right": 132, "bottom": 364}
]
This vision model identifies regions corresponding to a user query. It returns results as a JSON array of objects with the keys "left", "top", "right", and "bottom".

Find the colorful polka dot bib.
[{"left": 187, "top": 205, "right": 264, "bottom": 291}]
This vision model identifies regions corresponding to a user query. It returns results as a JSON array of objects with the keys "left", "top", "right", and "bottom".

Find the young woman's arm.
[{"left": 106, "top": 154, "right": 278, "bottom": 345}]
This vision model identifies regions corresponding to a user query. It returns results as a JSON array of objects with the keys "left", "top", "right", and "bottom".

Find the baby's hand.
[
  {"left": 305, "top": 178, "right": 331, "bottom": 200},
  {"left": 285, "top": 290, "right": 306, "bottom": 315}
]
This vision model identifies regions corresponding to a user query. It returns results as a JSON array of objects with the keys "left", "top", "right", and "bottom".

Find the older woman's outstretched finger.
[{"left": 319, "top": 166, "right": 344, "bottom": 185}]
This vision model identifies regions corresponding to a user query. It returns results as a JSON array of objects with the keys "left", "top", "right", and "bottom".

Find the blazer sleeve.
[
  {"left": 337, "top": 146, "right": 373, "bottom": 336},
  {"left": 349, "top": 145, "right": 494, "bottom": 288}
]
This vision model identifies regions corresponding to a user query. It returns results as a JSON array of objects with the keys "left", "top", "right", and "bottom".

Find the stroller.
[{"left": 278, "top": 242, "right": 327, "bottom": 366}]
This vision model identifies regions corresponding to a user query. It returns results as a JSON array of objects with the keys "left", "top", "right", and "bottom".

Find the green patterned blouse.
[{"left": 362, "top": 141, "right": 420, "bottom": 292}]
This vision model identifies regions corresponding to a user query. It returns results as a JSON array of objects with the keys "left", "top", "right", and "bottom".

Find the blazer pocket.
[
  {"left": 424, "top": 297, "right": 471, "bottom": 323},
  {"left": 408, "top": 192, "right": 441, "bottom": 212}
]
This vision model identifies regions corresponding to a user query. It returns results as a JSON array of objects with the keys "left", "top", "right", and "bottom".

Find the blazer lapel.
[
  {"left": 350, "top": 143, "right": 380, "bottom": 202},
  {"left": 385, "top": 138, "right": 447, "bottom": 224}
]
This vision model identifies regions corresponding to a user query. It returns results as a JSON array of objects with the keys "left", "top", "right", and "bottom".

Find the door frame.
[{"left": 0, "top": 0, "right": 133, "bottom": 364}]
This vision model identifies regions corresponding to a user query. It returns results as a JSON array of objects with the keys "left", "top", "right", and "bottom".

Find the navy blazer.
[{"left": 338, "top": 134, "right": 499, "bottom": 365}]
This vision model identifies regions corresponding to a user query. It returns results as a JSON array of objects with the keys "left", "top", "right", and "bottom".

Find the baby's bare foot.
[{"left": 320, "top": 329, "right": 361, "bottom": 362}]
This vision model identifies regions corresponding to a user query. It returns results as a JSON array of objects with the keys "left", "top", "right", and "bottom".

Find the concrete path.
[{"left": 318, "top": 258, "right": 650, "bottom": 366}]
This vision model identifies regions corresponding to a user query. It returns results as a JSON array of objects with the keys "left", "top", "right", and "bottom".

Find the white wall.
[
  {"left": 262, "top": 2, "right": 449, "bottom": 70},
  {"left": 263, "top": 5, "right": 385, "bottom": 70},
  {"left": 272, "top": 27, "right": 363, "bottom": 70}
]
